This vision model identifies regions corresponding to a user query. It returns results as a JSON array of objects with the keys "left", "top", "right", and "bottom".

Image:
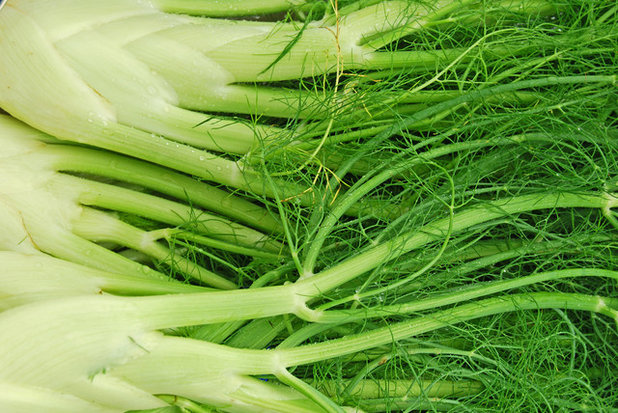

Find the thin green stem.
[
  {"left": 18, "top": 225, "right": 170, "bottom": 282},
  {"left": 277, "top": 292, "right": 618, "bottom": 367},
  {"left": 224, "top": 316, "right": 287, "bottom": 349},
  {"left": 316, "top": 268, "right": 618, "bottom": 323},
  {"left": 298, "top": 192, "right": 615, "bottom": 297},
  {"left": 170, "top": 232, "right": 282, "bottom": 259},
  {"left": 340, "top": 346, "right": 492, "bottom": 400},
  {"left": 322, "top": 378, "right": 483, "bottom": 400},
  {"left": 301, "top": 73, "right": 616, "bottom": 273},
  {"left": 50, "top": 174, "right": 278, "bottom": 250},
  {"left": 276, "top": 369, "right": 345, "bottom": 413},
  {"left": 152, "top": 0, "right": 303, "bottom": 16},
  {"left": 302, "top": 134, "right": 531, "bottom": 275},
  {"left": 66, "top": 121, "right": 311, "bottom": 209},
  {"left": 71, "top": 208, "right": 236, "bottom": 289},
  {"left": 43, "top": 145, "right": 282, "bottom": 233},
  {"left": 441, "top": 234, "right": 616, "bottom": 280}
]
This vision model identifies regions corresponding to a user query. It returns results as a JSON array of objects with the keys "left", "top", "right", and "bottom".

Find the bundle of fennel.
[{"left": 0, "top": 0, "right": 617, "bottom": 412}]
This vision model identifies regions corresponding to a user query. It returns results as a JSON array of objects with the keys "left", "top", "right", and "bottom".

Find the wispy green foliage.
[{"left": 0, "top": 0, "right": 616, "bottom": 412}]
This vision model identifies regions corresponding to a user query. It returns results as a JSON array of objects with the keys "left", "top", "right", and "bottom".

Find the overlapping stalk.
[{"left": 0, "top": 0, "right": 616, "bottom": 412}]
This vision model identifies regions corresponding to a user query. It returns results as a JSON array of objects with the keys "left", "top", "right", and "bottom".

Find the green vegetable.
[
  {"left": 1, "top": 186, "right": 616, "bottom": 411},
  {"left": 0, "top": 0, "right": 617, "bottom": 411},
  {"left": 0, "top": 0, "right": 562, "bottom": 203},
  {"left": 0, "top": 115, "right": 284, "bottom": 288},
  {"left": 1, "top": 275, "right": 616, "bottom": 412},
  {"left": 0, "top": 251, "right": 205, "bottom": 311}
]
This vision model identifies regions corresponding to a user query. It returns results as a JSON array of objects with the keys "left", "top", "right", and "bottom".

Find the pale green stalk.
[
  {"left": 315, "top": 268, "right": 618, "bottom": 323},
  {"left": 71, "top": 208, "right": 236, "bottom": 289},
  {"left": 5, "top": 192, "right": 607, "bottom": 324},
  {"left": 0, "top": 382, "right": 124, "bottom": 413},
  {"left": 0, "top": 115, "right": 281, "bottom": 233},
  {"left": 152, "top": 0, "right": 306, "bottom": 17},
  {"left": 0, "top": 188, "right": 167, "bottom": 281},
  {"left": 1, "top": 285, "right": 614, "bottom": 412},
  {"left": 0, "top": 251, "right": 205, "bottom": 311},
  {"left": 0, "top": 114, "right": 286, "bottom": 287},
  {"left": 52, "top": 174, "right": 280, "bottom": 252},
  {"left": 1, "top": 0, "right": 587, "bottom": 213},
  {"left": 0, "top": 5, "right": 309, "bottom": 204},
  {"left": 0, "top": 166, "right": 236, "bottom": 288}
]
